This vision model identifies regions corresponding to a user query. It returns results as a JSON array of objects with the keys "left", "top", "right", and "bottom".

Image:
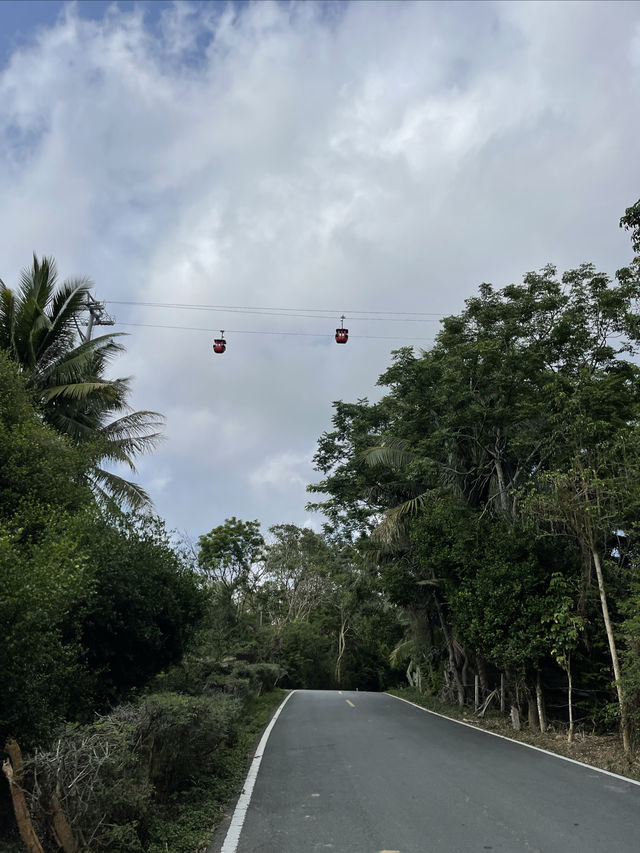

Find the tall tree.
[{"left": 0, "top": 255, "right": 163, "bottom": 507}]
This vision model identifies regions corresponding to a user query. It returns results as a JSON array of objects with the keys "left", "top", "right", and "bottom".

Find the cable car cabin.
[
  {"left": 335, "top": 327, "right": 349, "bottom": 344},
  {"left": 213, "top": 337, "right": 226, "bottom": 354}
]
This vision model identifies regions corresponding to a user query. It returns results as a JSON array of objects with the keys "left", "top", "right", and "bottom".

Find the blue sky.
[
  {"left": 0, "top": 2, "right": 155, "bottom": 61},
  {"left": 1, "top": 1, "right": 639, "bottom": 539}
]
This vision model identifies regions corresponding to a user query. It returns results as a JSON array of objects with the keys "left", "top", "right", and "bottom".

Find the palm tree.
[{"left": 0, "top": 255, "right": 163, "bottom": 507}]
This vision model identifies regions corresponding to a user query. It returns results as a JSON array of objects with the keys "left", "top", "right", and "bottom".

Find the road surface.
[{"left": 212, "top": 690, "right": 640, "bottom": 853}]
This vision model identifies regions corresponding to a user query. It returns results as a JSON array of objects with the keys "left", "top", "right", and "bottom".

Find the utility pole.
[{"left": 77, "top": 295, "right": 115, "bottom": 341}]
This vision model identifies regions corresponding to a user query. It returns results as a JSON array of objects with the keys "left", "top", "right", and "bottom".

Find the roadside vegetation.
[
  {"left": 3, "top": 198, "right": 640, "bottom": 851},
  {"left": 310, "top": 198, "right": 640, "bottom": 757}
]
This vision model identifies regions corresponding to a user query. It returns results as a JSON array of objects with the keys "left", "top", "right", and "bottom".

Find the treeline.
[
  {"left": 309, "top": 199, "right": 640, "bottom": 752},
  {"left": 0, "top": 259, "right": 403, "bottom": 851},
  {"left": 194, "top": 517, "right": 403, "bottom": 692}
]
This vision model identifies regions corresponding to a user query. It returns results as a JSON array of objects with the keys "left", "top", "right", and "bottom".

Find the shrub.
[
  {"left": 24, "top": 705, "right": 153, "bottom": 852},
  {"left": 139, "top": 692, "right": 241, "bottom": 802},
  {"left": 151, "top": 656, "right": 285, "bottom": 701},
  {"left": 17, "top": 691, "right": 244, "bottom": 850}
]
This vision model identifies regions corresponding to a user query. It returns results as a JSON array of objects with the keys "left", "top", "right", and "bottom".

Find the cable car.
[
  {"left": 213, "top": 331, "right": 226, "bottom": 354},
  {"left": 335, "top": 315, "right": 348, "bottom": 344}
]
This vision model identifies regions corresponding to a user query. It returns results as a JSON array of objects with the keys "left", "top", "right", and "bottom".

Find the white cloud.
[
  {"left": 1, "top": 0, "right": 639, "bottom": 536},
  {"left": 250, "top": 450, "right": 311, "bottom": 492}
]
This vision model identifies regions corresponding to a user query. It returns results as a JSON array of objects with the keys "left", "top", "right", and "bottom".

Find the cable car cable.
[
  {"left": 106, "top": 299, "right": 445, "bottom": 320},
  {"left": 117, "top": 321, "right": 434, "bottom": 342}
]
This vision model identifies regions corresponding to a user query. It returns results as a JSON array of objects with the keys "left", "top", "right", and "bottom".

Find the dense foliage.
[{"left": 309, "top": 199, "right": 640, "bottom": 749}]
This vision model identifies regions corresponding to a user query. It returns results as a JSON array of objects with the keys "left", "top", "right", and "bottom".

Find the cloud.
[
  {"left": 1, "top": 0, "right": 639, "bottom": 536},
  {"left": 250, "top": 450, "right": 312, "bottom": 491}
]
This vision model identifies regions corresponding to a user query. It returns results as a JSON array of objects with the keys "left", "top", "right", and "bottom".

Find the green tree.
[
  {"left": 0, "top": 255, "right": 163, "bottom": 507},
  {"left": 198, "top": 517, "right": 265, "bottom": 597},
  {"left": 260, "top": 524, "right": 335, "bottom": 625},
  {"left": 0, "top": 351, "right": 95, "bottom": 746},
  {"left": 79, "top": 509, "right": 206, "bottom": 705},
  {"left": 310, "top": 207, "right": 640, "bottom": 739},
  {"left": 545, "top": 572, "right": 584, "bottom": 743}
]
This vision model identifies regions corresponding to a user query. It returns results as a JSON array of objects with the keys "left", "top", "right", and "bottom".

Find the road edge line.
[
  {"left": 220, "top": 689, "right": 296, "bottom": 853},
  {"left": 386, "top": 692, "right": 640, "bottom": 787}
]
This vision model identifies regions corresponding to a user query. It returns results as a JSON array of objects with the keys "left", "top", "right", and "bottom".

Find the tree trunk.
[
  {"left": 406, "top": 662, "right": 415, "bottom": 688},
  {"left": 435, "top": 598, "right": 465, "bottom": 707},
  {"left": 2, "top": 741, "right": 45, "bottom": 853},
  {"left": 536, "top": 671, "right": 547, "bottom": 734},
  {"left": 567, "top": 657, "right": 574, "bottom": 744},
  {"left": 335, "top": 615, "right": 347, "bottom": 685},
  {"left": 477, "top": 656, "right": 489, "bottom": 695},
  {"left": 50, "top": 795, "right": 78, "bottom": 853},
  {"left": 592, "top": 548, "right": 631, "bottom": 753},
  {"left": 494, "top": 453, "right": 510, "bottom": 514}
]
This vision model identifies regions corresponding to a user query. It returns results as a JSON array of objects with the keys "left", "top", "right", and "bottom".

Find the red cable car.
[
  {"left": 213, "top": 331, "right": 226, "bottom": 354},
  {"left": 335, "top": 315, "right": 348, "bottom": 344}
]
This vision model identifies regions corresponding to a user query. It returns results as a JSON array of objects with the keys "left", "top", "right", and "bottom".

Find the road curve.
[{"left": 213, "top": 690, "right": 640, "bottom": 853}]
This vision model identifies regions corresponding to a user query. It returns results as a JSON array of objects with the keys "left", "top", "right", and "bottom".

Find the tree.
[
  {"left": 524, "top": 443, "right": 640, "bottom": 752},
  {"left": 0, "top": 255, "right": 163, "bottom": 507},
  {"left": 261, "top": 524, "right": 334, "bottom": 625},
  {"left": 309, "top": 207, "right": 640, "bottom": 740},
  {"left": 79, "top": 508, "right": 206, "bottom": 705},
  {"left": 0, "top": 350, "right": 91, "bottom": 528},
  {"left": 545, "top": 572, "right": 584, "bottom": 743},
  {"left": 0, "top": 351, "right": 95, "bottom": 747},
  {"left": 198, "top": 517, "right": 265, "bottom": 596}
]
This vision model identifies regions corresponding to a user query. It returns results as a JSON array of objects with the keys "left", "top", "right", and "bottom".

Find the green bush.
[
  {"left": 151, "top": 656, "right": 285, "bottom": 701},
  {"left": 139, "top": 692, "right": 241, "bottom": 802}
]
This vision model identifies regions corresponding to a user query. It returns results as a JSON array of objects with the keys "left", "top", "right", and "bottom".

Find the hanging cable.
[
  {"left": 116, "top": 321, "right": 434, "bottom": 342},
  {"left": 106, "top": 299, "right": 444, "bottom": 322}
]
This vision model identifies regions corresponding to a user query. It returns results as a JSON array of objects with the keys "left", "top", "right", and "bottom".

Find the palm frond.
[
  {"left": 100, "top": 410, "right": 165, "bottom": 440},
  {"left": 371, "top": 491, "right": 431, "bottom": 545},
  {"left": 390, "top": 639, "right": 415, "bottom": 668},
  {"left": 362, "top": 436, "right": 416, "bottom": 470},
  {"left": 88, "top": 466, "right": 152, "bottom": 510},
  {"left": 35, "top": 337, "right": 126, "bottom": 389},
  {"left": 0, "top": 286, "right": 16, "bottom": 352},
  {"left": 48, "top": 277, "right": 93, "bottom": 336},
  {"left": 42, "top": 407, "right": 102, "bottom": 443},
  {"left": 18, "top": 255, "right": 57, "bottom": 309},
  {"left": 38, "top": 380, "right": 119, "bottom": 402}
]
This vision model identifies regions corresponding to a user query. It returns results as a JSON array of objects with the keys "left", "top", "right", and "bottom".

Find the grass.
[{"left": 145, "top": 689, "right": 286, "bottom": 853}]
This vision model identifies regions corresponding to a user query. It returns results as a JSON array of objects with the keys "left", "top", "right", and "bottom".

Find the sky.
[{"left": 1, "top": 0, "right": 640, "bottom": 540}]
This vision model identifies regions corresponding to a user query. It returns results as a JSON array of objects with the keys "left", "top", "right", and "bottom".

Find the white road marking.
[
  {"left": 387, "top": 692, "right": 640, "bottom": 787},
  {"left": 220, "top": 690, "right": 296, "bottom": 852}
]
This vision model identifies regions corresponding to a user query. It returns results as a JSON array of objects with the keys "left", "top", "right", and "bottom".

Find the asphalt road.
[{"left": 215, "top": 690, "right": 640, "bottom": 853}]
